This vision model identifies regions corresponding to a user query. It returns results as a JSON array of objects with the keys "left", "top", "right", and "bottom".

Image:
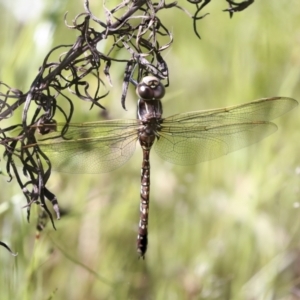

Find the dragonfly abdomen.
[{"left": 137, "top": 148, "right": 151, "bottom": 258}]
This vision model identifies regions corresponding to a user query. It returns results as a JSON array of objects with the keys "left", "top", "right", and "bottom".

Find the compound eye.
[
  {"left": 136, "top": 76, "right": 165, "bottom": 100},
  {"left": 152, "top": 84, "right": 165, "bottom": 99},
  {"left": 137, "top": 85, "right": 154, "bottom": 100}
]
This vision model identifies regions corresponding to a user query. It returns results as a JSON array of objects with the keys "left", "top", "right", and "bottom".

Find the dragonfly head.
[{"left": 136, "top": 76, "right": 165, "bottom": 100}]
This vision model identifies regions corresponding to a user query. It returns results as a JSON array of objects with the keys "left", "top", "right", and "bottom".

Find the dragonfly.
[{"left": 26, "top": 76, "right": 298, "bottom": 258}]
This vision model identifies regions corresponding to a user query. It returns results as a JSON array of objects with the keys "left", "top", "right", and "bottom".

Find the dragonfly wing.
[
  {"left": 166, "top": 97, "right": 298, "bottom": 124},
  {"left": 33, "top": 119, "right": 140, "bottom": 173},
  {"left": 154, "top": 96, "right": 298, "bottom": 165},
  {"left": 155, "top": 122, "right": 278, "bottom": 165},
  {"left": 48, "top": 119, "right": 141, "bottom": 139}
]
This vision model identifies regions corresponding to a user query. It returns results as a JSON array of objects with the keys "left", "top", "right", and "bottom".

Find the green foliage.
[{"left": 0, "top": 0, "right": 300, "bottom": 299}]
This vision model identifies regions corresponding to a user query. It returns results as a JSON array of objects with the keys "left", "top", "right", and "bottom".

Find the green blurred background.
[{"left": 1, "top": 0, "right": 300, "bottom": 299}]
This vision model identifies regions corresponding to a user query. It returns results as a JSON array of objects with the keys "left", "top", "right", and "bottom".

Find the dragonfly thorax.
[{"left": 137, "top": 98, "right": 163, "bottom": 121}]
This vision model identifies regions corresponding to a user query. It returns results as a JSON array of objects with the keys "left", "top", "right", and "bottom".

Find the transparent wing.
[
  {"left": 164, "top": 97, "right": 298, "bottom": 123},
  {"left": 34, "top": 119, "right": 140, "bottom": 173},
  {"left": 155, "top": 97, "right": 298, "bottom": 164}
]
